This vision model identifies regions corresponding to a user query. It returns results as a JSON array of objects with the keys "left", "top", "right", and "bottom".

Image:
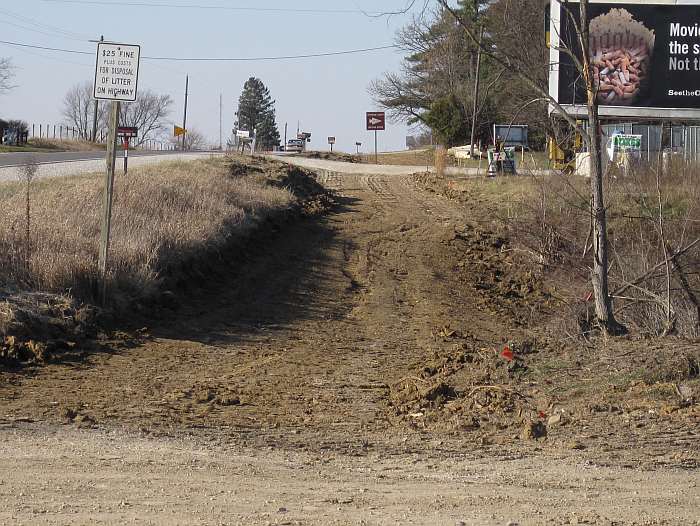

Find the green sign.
[{"left": 612, "top": 134, "right": 642, "bottom": 151}]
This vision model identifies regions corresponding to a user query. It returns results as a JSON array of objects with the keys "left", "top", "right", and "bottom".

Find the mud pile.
[{"left": 389, "top": 333, "right": 547, "bottom": 437}]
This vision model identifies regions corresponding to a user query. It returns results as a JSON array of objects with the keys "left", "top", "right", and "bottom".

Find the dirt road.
[{"left": 1, "top": 161, "right": 698, "bottom": 525}]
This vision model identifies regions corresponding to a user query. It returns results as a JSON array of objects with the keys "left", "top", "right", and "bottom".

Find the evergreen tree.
[{"left": 236, "top": 77, "right": 280, "bottom": 150}]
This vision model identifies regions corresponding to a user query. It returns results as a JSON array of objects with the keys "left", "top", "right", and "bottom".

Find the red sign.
[
  {"left": 366, "top": 112, "right": 385, "bottom": 131},
  {"left": 117, "top": 126, "right": 138, "bottom": 138}
]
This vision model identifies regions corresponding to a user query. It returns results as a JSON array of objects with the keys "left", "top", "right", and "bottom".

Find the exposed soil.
[{"left": 1, "top": 161, "right": 698, "bottom": 524}]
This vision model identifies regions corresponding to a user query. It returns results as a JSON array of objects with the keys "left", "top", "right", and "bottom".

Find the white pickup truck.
[{"left": 285, "top": 139, "right": 305, "bottom": 153}]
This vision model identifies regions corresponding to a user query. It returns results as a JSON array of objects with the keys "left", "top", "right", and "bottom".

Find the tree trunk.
[{"left": 579, "top": 0, "right": 626, "bottom": 335}]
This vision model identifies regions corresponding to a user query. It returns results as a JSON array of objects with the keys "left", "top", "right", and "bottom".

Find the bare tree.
[
  {"left": 63, "top": 84, "right": 171, "bottom": 145},
  {"left": 370, "top": 5, "right": 496, "bottom": 146},
  {"left": 62, "top": 81, "right": 106, "bottom": 140},
  {"left": 399, "top": 0, "right": 623, "bottom": 334},
  {"left": 0, "top": 57, "right": 15, "bottom": 94},
  {"left": 169, "top": 128, "right": 206, "bottom": 150},
  {"left": 119, "top": 91, "right": 173, "bottom": 147}
]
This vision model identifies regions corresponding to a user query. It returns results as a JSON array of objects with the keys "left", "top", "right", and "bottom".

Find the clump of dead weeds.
[
  {"left": 388, "top": 328, "right": 547, "bottom": 438},
  {"left": 0, "top": 289, "right": 96, "bottom": 366}
]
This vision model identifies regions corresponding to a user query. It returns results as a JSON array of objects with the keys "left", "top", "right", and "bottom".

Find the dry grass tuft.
[{"left": 0, "top": 157, "right": 295, "bottom": 307}]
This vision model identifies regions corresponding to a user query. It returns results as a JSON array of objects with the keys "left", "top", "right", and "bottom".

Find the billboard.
[
  {"left": 493, "top": 125, "right": 529, "bottom": 148},
  {"left": 549, "top": 0, "right": 700, "bottom": 120}
]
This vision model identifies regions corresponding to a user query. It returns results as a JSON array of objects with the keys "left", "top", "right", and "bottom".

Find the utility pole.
[
  {"left": 91, "top": 35, "right": 104, "bottom": 143},
  {"left": 469, "top": 26, "right": 484, "bottom": 160},
  {"left": 219, "top": 92, "right": 223, "bottom": 150},
  {"left": 284, "top": 122, "right": 288, "bottom": 149},
  {"left": 181, "top": 74, "right": 189, "bottom": 151}
]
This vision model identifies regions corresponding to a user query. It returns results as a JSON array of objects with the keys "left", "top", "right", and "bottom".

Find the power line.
[
  {"left": 38, "top": 0, "right": 389, "bottom": 15},
  {"left": 0, "top": 7, "right": 91, "bottom": 40},
  {"left": 0, "top": 18, "right": 87, "bottom": 42},
  {"left": 0, "top": 39, "right": 398, "bottom": 61}
]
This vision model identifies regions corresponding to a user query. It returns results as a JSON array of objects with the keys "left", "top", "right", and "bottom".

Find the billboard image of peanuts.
[{"left": 550, "top": 1, "right": 700, "bottom": 119}]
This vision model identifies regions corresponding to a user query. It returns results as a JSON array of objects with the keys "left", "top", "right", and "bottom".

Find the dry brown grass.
[
  {"left": 361, "top": 149, "right": 443, "bottom": 167},
  {"left": 423, "top": 163, "right": 700, "bottom": 338},
  {"left": 0, "top": 157, "right": 294, "bottom": 307},
  {"left": 27, "top": 138, "right": 105, "bottom": 152}
]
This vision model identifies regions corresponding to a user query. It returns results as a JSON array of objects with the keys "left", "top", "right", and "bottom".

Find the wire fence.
[
  {"left": 25, "top": 123, "right": 175, "bottom": 151},
  {"left": 592, "top": 123, "right": 700, "bottom": 163}
]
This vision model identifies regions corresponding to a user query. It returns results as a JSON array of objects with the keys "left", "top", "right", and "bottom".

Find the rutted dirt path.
[{"left": 1, "top": 164, "right": 699, "bottom": 525}]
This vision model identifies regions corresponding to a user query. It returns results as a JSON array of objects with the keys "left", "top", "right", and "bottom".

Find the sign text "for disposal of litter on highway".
[{"left": 94, "top": 43, "right": 141, "bottom": 102}]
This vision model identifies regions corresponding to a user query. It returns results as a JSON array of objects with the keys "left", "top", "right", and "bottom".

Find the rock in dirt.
[
  {"left": 520, "top": 421, "right": 547, "bottom": 440},
  {"left": 548, "top": 413, "right": 565, "bottom": 427},
  {"left": 567, "top": 440, "right": 586, "bottom": 450},
  {"left": 216, "top": 395, "right": 241, "bottom": 407}
]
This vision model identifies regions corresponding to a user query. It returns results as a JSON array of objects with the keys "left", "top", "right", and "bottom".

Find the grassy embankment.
[
  {"left": 419, "top": 161, "right": 700, "bottom": 339},
  {"left": 0, "top": 156, "right": 329, "bottom": 363},
  {"left": 0, "top": 139, "right": 106, "bottom": 153},
  {"left": 361, "top": 148, "right": 550, "bottom": 171}
]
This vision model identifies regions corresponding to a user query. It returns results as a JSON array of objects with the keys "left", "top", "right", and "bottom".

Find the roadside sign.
[
  {"left": 487, "top": 147, "right": 517, "bottom": 176},
  {"left": 94, "top": 42, "right": 141, "bottom": 102},
  {"left": 366, "top": 112, "right": 385, "bottom": 131},
  {"left": 612, "top": 134, "right": 642, "bottom": 152},
  {"left": 96, "top": 40, "right": 142, "bottom": 303},
  {"left": 117, "top": 126, "right": 138, "bottom": 138},
  {"left": 175, "top": 125, "right": 187, "bottom": 137},
  {"left": 327, "top": 136, "right": 336, "bottom": 144},
  {"left": 236, "top": 129, "right": 250, "bottom": 138}
]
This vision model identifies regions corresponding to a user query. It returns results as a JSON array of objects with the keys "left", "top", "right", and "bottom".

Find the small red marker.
[{"left": 501, "top": 346, "right": 514, "bottom": 362}]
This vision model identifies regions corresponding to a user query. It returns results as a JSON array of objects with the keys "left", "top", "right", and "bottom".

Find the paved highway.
[
  {"left": 0, "top": 150, "right": 223, "bottom": 182},
  {"left": 0, "top": 149, "right": 183, "bottom": 168}
]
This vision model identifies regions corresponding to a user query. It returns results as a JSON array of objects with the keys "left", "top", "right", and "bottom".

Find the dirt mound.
[
  {"left": 294, "top": 151, "right": 360, "bottom": 164},
  {"left": 447, "top": 223, "right": 555, "bottom": 326},
  {"left": 389, "top": 332, "right": 547, "bottom": 438}
]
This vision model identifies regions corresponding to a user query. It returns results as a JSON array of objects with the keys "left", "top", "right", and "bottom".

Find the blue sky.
[{"left": 0, "top": 1, "right": 419, "bottom": 152}]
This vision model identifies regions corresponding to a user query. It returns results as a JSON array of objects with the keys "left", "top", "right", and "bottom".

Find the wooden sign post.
[{"left": 94, "top": 41, "right": 141, "bottom": 303}]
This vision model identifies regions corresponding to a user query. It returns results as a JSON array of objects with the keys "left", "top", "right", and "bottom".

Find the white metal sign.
[{"left": 94, "top": 42, "right": 141, "bottom": 102}]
